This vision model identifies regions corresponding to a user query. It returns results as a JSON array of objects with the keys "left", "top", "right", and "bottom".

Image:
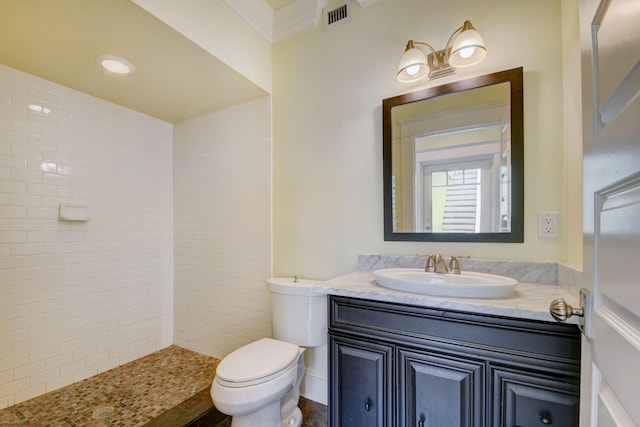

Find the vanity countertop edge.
[{"left": 314, "top": 270, "right": 580, "bottom": 325}]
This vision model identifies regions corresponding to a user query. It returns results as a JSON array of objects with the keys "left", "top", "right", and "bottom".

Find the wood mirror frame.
[{"left": 383, "top": 67, "right": 524, "bottom": 242}]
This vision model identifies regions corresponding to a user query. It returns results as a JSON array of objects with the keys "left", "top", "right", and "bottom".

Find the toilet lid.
[{"left": 216, "top": 338, "right": 300, "bottom": 386}]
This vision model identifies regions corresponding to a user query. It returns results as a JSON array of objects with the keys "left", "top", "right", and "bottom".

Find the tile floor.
[{"left": 0, "top": 345, "right": 327, "bottom": 426}]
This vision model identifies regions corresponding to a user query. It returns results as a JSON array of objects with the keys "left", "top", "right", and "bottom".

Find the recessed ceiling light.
[{"left": 96, "top": 55, "right": 135, "bottom": 74}]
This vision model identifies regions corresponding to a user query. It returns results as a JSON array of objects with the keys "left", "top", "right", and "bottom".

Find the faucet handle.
[
  {"left": 448, "top": 257, "right": 461, "bottom": 274},
  {"left": 424, "top": 255, "right": 435, "bottom": 272},
  {"left": 448, "top": 255, "right": 470, "bottom": 275}
]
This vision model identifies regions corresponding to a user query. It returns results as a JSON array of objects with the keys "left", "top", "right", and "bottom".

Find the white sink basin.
[{"left": 373, "top": 268, "right": 518, "bottom": 299}]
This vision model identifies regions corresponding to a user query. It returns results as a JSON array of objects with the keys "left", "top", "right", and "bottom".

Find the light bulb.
[
  {"left": 406, "top": 65, "right": 421, "bottom": 76},
  {"left": 458, "top": 47, "right": 475, "bottom": 59}
]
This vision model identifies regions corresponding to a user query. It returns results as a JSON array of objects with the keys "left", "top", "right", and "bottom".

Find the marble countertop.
[{"left": 312, "top": 270, "right": 580, "bottom": 324}]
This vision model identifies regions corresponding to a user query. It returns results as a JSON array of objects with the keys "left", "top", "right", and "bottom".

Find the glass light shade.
[
  {"left": 396, "top": 45, "right": 429, "bottom": 83},
  {"left": 449, "top": 28, "right": 486, "bottom": 68}
]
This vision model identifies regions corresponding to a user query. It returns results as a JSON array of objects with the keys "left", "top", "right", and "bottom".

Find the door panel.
[
  {"left": 592, "top": 0, "right": 640, "bottom": 127},
  {"left": 597, "top": 181, "right": 640, "bottom": 318},
  {"left": 594, "top": 370, "right": 637, "bottom": 426},
  {"left": 329, "top": 335, "right": 393, "bottom": 427},
  {"left": 580, "top": 0, "right": 640, "bottom": 424}
]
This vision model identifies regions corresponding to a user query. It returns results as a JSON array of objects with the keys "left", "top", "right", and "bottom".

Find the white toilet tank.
[{"left": 267, "top": 277, "right": 327, "bottom": 347}]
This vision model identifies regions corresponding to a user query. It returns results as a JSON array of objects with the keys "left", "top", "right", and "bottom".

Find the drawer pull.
[
  {"left": 539, "top": 413, "right": 553, "bottom": 424},
  {"left": 364, "top": 399, "right": 372, "bottom": 412},
  {"left": 418, "top": 416, "right": 425, "bottom": 427}
]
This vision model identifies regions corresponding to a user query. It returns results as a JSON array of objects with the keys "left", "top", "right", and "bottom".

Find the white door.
[{"left": 579, "top": 0, "right": 640, "bottom": 424}]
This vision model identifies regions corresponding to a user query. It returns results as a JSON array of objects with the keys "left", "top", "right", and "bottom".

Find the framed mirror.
[{"left": 383, "top": 67, "right": 523, "bottom": 242}]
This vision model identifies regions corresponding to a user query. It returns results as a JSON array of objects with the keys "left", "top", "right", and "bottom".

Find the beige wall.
[
  {"left": 273, "top": 0, "right": 573, "bottom": 279},
  {"left": 133, "top": 0, "right": 272, "bottom": 93},
  {"left": 561, "top": 0, "right": 583, "bottom": 269}
]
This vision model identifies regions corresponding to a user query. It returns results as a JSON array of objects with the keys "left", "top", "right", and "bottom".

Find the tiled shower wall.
[
  {"left": 0, "top": 64, "right": 174, "bottom": 408},
  {"left": 173, "top": 97, "right": 272, "bottom": 359}
]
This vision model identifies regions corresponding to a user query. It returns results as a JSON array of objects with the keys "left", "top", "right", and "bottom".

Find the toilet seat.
[{"left": 215, "top": 338, "right": 300, "bottom": 388}]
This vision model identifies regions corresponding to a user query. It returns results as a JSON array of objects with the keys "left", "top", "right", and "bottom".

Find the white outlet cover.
[{"left": 538, "top": 212, "right": 558, "bottom": 238}]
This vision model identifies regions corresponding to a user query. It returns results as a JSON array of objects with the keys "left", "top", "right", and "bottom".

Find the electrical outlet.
[{"left": 538, "top": 212, "right": 558, "bottom": 238}]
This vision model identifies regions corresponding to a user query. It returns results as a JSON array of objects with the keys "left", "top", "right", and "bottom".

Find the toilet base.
[
  {"left": 281, "top": 406, "right": 302, "bottom": 427},
  {"left": 229, "top": 404, "right": 302, "bottom": 427},
  {"left": 229, "top": 399, "right": 281, "bottom": 427}
]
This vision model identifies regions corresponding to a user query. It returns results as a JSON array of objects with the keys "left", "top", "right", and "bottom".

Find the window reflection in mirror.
[{"left": 383, "top": 68, "right": 523, "bottom": 242}]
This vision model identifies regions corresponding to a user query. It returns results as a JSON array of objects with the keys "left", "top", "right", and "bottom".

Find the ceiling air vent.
[{"left": 324, "top": 0, "right": 352, "bottom": 31}]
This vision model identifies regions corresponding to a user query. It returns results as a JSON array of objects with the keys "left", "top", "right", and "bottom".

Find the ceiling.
[
  {"left": 266, "top": 0, "right": 296, "bottom": 10},
  {"left": 0, "top": 0, "right": 268, "bottom": 123}
]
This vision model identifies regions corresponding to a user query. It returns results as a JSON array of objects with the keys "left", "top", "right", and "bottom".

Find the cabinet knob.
[
  {"left": 549, "top": 298, "right": 584, "bottom": 323},
  {"left": 539, "top": 412, "right": 553, "bottom": 424},
  {"left": 418, "top": 417, "right": 425, "bottom": 427},
  {"left": 364, "top": 399, "right": 372, "bottom": 412}
]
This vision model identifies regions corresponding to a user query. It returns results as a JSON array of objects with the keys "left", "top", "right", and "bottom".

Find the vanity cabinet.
[{"left": 328, "top": 296, "right": 580, "bottom": 427}]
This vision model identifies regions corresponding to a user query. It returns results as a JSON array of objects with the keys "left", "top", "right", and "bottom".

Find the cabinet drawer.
[
  {"left": 329, "top": 296, "right": 581, "bottom": 365},
  {"left": 491, "top": 367, "right": 579, "bottom": 427}
]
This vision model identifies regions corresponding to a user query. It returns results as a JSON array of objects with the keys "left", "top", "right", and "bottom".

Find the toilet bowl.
[
  {"left": 211, "top": 278, "right": 326, "bottom": 427},
  {"left": 212, "top": 338, "right": 303, "bottom": 426}
]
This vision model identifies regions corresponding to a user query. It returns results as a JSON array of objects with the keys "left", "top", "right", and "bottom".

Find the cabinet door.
[
  {"left": 492, "top": 367, "right": 579, "bottom": 427},
  {"left": 329, "top": 335, "right": 393, "bottom": 427},
  {"left": 398, "top": 348, "right": 485, "bottom": 427}
]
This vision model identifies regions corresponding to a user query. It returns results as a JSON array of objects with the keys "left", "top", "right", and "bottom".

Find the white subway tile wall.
[
  {"left": 0, "top": 64, "right": 174, "bottom": 408},
  {"left": 173, "top": 97, "right": 272, "bottom": 359}
]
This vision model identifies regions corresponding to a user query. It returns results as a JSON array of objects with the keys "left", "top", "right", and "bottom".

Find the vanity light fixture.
[
  {"left": 396, "top": 20, "right": 486, "bottom": 83},
  {"left": 96, "top": 55, "right": 136, "bottom": 75}
]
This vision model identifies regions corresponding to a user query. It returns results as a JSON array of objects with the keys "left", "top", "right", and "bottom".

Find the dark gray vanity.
[{"left": 328, "top": 295, "right": 580, "bottom": 427}]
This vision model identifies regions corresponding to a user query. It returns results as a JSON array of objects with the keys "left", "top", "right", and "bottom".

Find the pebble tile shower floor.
[{"left": 0, "top": 345, "right": 327, "bottom": 426}]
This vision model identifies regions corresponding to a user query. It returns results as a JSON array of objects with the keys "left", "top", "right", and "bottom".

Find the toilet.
[{"left": 211, "top": 277, "right": 327, "bottom": 427}]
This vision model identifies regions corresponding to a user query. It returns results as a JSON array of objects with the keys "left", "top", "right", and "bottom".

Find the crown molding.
[
  {"left": 224, "top": 0, "right": 274, "bottom": 42},
  {"left": 225, "top": 0, "right": 382, "bottom": 43},
  {"left": 273, "top": 0, "right": 328, "bottom": 42}
]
